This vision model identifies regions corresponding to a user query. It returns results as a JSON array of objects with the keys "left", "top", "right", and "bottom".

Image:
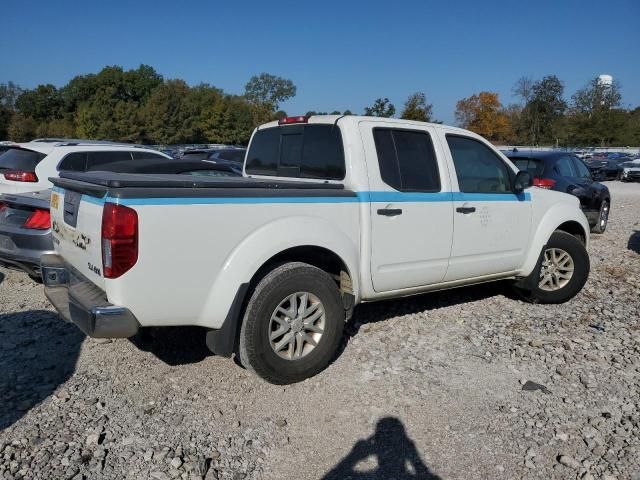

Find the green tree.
[
  {"left": 364, "top": 98, "right": 395, "bottom": 117},
  {"left": 567, "top": 78, "right": 625, "bottom": 146},
  {"left": 400, "top": 92, "right": 433, "bottom": 122},
  {"left": 518, "top": 75, "right": 567, "bottom": 144},
  {"left": 15, "top": 84, "right": 64, "bottom": 122},
  {"left": 142, "top": 79, "right": 197, "bottom": 144},
  {"left": 244, "top": 73, "right": 296, "bottom": 125},
  {"left": 8, "top": 114, "right": 38, "bottom": 141},
  {"left": 0, "top": 82, "right": 22, "bottom": 139}
]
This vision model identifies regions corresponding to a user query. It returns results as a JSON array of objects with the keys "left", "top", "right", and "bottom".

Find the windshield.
[{"left": 0, "top": 147, "right": 47, "bottom": 172}]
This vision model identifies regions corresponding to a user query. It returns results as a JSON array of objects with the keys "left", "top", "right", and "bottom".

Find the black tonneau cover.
[{"left": 50, "top": 171, "right": 354, "bottom": 199}]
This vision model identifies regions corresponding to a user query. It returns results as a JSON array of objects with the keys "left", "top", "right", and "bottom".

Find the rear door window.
[
  {"left": 86, "top": 151, "right": 134, "bottom": 170},
  {"left": 373, "top": 128, "right": 440, "bottom": 191},
  {"left": 0, "top": 148, "right": 47, "bottom": 172},
  {"left": 59, "top": 152, "right": 88, "bottom": 171},
  {"left": 555, "top": 156, "right": 576, "bottom": 177},
  {"left": 571, "top": 157, "right": 592, "bottom": 179},
  {"left": 246, "top": 125, "right": 345, "bottom": 180}
]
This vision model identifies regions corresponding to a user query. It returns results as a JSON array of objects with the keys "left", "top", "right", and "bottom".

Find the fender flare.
[
  {"left": 520, "top": 204, "right": 590, "bottom": 278},
  {"left": 200, "top": 215, "right": 360, "bottom": 332}
]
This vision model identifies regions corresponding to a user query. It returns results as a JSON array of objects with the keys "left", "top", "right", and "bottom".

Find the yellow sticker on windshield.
[{"left": 51, "top": 193, "right": 59, "bottom": 210}]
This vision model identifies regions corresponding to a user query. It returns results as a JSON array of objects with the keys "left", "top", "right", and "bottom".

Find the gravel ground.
[{"left": 1, "top": 181, "right": 639, "bottom": 480}]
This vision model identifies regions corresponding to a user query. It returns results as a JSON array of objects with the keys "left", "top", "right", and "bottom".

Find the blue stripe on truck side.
[{"left": 52, "top": 186, "right": 531, "bottom": 206}]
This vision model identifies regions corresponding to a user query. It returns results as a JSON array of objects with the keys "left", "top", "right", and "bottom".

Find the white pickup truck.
[{"left": 42, "top": 115, "right": 590, "bottom": 384}]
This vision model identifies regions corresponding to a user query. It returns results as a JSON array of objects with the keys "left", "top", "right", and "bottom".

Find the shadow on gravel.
[
  {"left": 129, "top": 326, "right": 213, "bottom": 366},
  {"left": 0, "top": 271, "right": 4, "bottom": 285},
  {"left": 0, "top": 310, "right": 84, "bottom": 430},
  {"left": 322, "top": 417, "right": 441, "bottom": 480},
  {"left": 628, "top": 230, "right": 640, "bottom": 254},
  {"left": 344, "top": 280, "right": 510, "bottom": 343}
]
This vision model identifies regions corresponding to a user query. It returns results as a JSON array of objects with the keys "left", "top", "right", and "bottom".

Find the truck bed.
[{"left": 50, "top": 171, "right": 354, "bottom": 199}]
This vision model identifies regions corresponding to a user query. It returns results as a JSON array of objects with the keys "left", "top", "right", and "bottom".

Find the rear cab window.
[
  {"left": 373, "top": 128, "right": 440, "bottom": 191},
  {"left": 246, "top": 124, "right": 345, "bottom": 180},
  {"left": 0, "top": 147, "right": 47, "bottom": 173}
]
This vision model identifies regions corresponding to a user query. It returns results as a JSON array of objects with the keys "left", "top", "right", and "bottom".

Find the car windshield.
[
  {"left": 510, "top": 157, "right": 544, "bottom": 176},
  {"left": 0, "top": 147, "right": 47, "bottom": 172}
]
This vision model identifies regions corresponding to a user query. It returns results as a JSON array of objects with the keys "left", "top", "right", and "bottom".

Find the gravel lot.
[{"left": 1, "top": 181, "right": 639, "bottom": 480}]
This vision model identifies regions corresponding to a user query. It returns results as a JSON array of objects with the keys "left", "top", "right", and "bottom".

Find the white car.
[
  {"left": 620, "top": 159, "right": 640, "bottom": 182},
  {"left": 42, "top": 116, "right": 591, "bottom": 384},
  {"left": 0, "top": 139, "right": 171, "bottom": 194}
]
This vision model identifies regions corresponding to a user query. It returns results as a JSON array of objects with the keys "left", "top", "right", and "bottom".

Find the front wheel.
[
  {"left": 238, "top": 262, "right": 344, "bottom": 384},
  {"left": 591, "top": 200, "right": 609, "bottom": 234},
  {"left": 515, "top": 231, "right": 590, "bottom": 304}
]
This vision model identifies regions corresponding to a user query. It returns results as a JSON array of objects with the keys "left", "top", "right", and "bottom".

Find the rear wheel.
[
  {"left": 515, "top": 231, "right": 589, "bottom": 304},
  {"left": 591, "top": 200, "right": 609, "bottom": 234},
  {"left": 238, "top": 262, "right": 344, "bottom": 384}
]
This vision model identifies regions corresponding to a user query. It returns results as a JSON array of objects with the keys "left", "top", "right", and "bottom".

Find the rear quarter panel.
[{"left": 107, "top": 199, "right": 361, "bottom": 329}]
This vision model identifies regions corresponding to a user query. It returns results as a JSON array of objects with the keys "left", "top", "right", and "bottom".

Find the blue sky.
[{"left": 1, "top": 0, "right": 639, "bottom": 123}]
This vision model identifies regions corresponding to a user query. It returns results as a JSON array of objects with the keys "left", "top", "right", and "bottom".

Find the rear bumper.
[{"left": 41, "top": 253, "right": 139, "bottom": 338}]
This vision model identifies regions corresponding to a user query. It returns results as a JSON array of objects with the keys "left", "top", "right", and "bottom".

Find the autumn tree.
[
  {"left": 454, "top": 91, "right": 511, "bottom": 141},
  {"left": 364, "top": 98, "right": 395, "bottom": 117},
  {"left": 400, "top": 92, "right": 433, "bottom": 122}
]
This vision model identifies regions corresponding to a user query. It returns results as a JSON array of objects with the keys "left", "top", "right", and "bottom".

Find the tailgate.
[{"left": 50, "top": 187, "right": 106, "bottom": 289}]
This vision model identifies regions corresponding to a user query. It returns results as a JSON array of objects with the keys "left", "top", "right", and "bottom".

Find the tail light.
[
  {"left": 278, "top": 115, "right": 308, "bottom": 125},
  {"left": 102, "top": 203, "right": 138, "bottom": 279},
  {"left": 23, "top": 209, "right": 51, "bottom": 230},
  {"left": 4, "top": 170, "right": 38, "bottom": 182},
  {"left": 533, "top": 177, "right": 556, "bottom": 189}
]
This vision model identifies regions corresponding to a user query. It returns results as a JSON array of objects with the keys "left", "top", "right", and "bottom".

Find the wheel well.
[
  {"left": 556, "top": 221, "right": 586, "bottom": 245},
  {"left": 251, "top": 246, "right": 353, "bottom": 294}
]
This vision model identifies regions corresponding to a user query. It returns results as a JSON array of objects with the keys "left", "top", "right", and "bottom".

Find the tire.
[
  {"left": 591, "top": 199, "right": 609, "bottom": 234},
  {"left": 238, "top": 262, "right": 344, "bottom": 384},
  {"left": 515, "top": 231, "right": 590, "bottom": 304}
]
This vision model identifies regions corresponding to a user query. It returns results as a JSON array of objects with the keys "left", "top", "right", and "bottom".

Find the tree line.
[
  {"left": 0, "top": 66, "right": 298, "bottom": 145},
  {"left": 0, "top": 65, "right": 638, "bottom": 146}
]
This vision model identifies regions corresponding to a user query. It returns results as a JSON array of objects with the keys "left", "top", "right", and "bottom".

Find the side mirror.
[{"left": 513, "top": 171, "right": 533, "bottom": 193}]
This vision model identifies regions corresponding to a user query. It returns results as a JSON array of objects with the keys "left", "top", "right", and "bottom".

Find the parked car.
[
  {"left": 0, "top": 159, "right": 240, "bottom": 279},
  {"left": 0, "top": 189, "right": 53, "bottom": 279},
  {"left": 207, "top": 148, "right": 246, "bottom": 164},
  {"left": 506, "top": 150, "right": 610, "bottom": 233},
  {"left": 0, "top": 140, "right": 171, "bottom": 195},
  {"left": 620, "top": 159, "right": 640, "bottom": 182},
  {"left": 584, "top": 157, "right": 625, "bottom": 180},
  {"left": 42, "top": 115, "right": 591, "bottom": 384}
]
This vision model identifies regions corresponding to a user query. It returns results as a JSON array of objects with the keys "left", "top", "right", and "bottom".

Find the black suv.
[{"left": 505, "top": 150, "right": 611, "bottom": 233}]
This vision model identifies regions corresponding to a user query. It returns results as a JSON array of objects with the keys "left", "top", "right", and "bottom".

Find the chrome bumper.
[{"left": 41, "top": 254, "right": 139, "bottom": 338}]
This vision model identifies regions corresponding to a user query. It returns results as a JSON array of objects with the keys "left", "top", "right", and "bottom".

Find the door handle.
[
  {"left": 377, "top": 208, "right": 403, "bottom": 216},
  {"left": 456, "top": 206, "right": 476, "bottom": 214}
]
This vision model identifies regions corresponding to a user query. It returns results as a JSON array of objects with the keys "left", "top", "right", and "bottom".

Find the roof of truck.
[{"left": 258, "top": 115, "right": 467, "bottom": 133}]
